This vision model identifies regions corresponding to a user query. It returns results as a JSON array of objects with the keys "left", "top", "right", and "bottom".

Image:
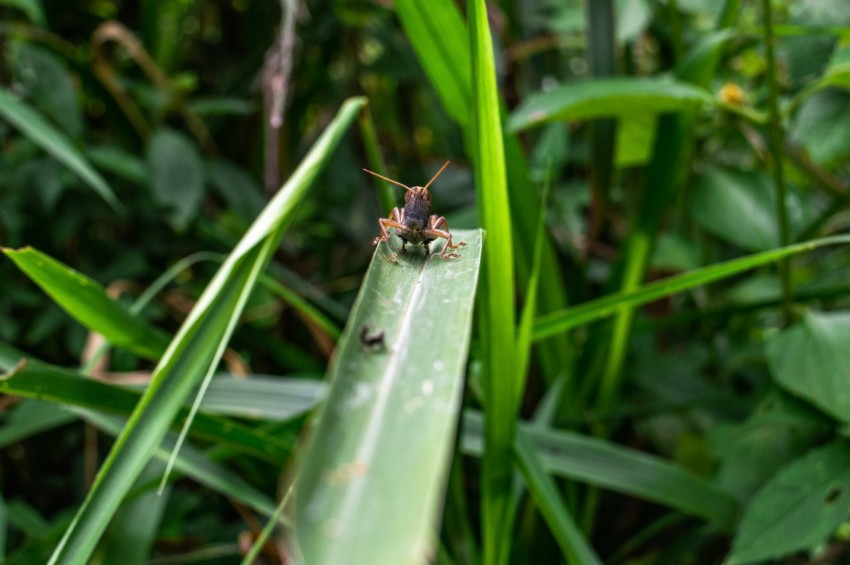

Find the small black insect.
[
  {"left": 363, "top": 161, "right": 466, "bottom": 260},
  {"left": 360, "top": 325, "right": 385, "bottom": 349}
]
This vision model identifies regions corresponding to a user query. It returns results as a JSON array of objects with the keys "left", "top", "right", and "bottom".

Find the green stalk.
[
  {"left": 761, "top": 0, "right": 792, "bottom": 324},
  {"left": 469, "top": 0, "right": 517, "bottom": 562},
  {"left": 597, "top": 0, "right": 740, "bottom": 412},
  {"left": 357, "top": 104, "right": 395, "bottom": 213}
]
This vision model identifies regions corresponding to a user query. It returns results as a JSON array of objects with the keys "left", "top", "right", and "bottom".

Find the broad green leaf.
[
  {"left": 766, "top": 311, "right": 850, "bottom": 423},
  {"left": 790, "top": 89, "right": 850, "bottom": 164},
  {"left": 47, "top": 97, "right": 364, "bottom": 565},
  {"left": 292, "top": 230, "right": 482, "bottom": 565},
  {"left": 147, "top": 128, "right": 206, "bottom": 231},
  {"left": 689, "top": 167, "right": 814, "bottom": 252},
  {"left": 615, "top": 112, "right": 656, "bottom": 167},
  {"left": 0, "top": 359, "right": 292, "bottom": 461},
  {"left": 469, "top": 1, "right": 517, "bottom": 563},
  {"left": 533, "top": 235, "right": 850, "bottom": 341},
  {"left": 727, "top": 442, "right": 850, "bottom": 564},
  {"left": 3, "top": 247, "right": 171, "bottom": 360},
  {"left": 461, "top": 412, "right": 739, "bottom": 528},
  {"left": 710, "top": 391, "right": 831, "bottom": 501},
  {"left": 507, "top": 78, "right": 713, "bottom": 133},
  {"left": 0, "top": 88, "right": 122, "bottom": 211}
]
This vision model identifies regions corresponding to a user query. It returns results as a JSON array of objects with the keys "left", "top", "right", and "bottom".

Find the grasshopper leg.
[{"left": 427, "top": 215, "right": 466, "bottom": 259}]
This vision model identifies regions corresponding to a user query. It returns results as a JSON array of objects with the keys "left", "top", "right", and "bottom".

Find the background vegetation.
[{"left": 2, "top": 0, "right": 850, "bottom": 563}]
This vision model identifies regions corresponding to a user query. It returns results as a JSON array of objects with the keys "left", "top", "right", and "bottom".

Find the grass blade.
[
  {"left": 292, "top": 230, "right": 482, "bottom": 564},
  {"left": 46, "top": 97, "right": 364, "bottom": 564},
  {"left": 0, "top": 359, "right": 293, "bottom": 461},
  {"left": 462, "top": 412, "right": 739, "bottom": 528},
  {"left": 0, "top": 88, "right": 122, "bottom": 212},
  {"left": 395, "top": 0, "right": 573, "bottom": 386},
  {"left": 3, "top": 247, "right": 171, "bottom": 360},
  {"left": 468, "top": 1, "right": 517, "bottom": 563},
  {"left": 533, "top": 235, "right": 850, "bottom": 340},
  {"left": 514, "top": 430, "right": 602, "bottom": 565}
]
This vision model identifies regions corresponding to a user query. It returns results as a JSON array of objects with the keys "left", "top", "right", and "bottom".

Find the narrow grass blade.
[
  {"left": 292, "top": 230, "right": 482, "bottom": 564},
  {"left": 80, "top": 410, "right": 278, "bottom": 519},
  {"left": 46, "top": 97, "right": 364, "bottom": 565},
  {"left": 3, "top": 247, "right": 171, "bottom": 360},
  {"left": 395, "top": 0, "right": 573, "bottom": 386},
  {"left": 395, "top": 0, "right": 471, "bottom": 127},
  {"left": 462, "top": 412, "right": 739, "bottom": 528},
  {"left": 534, "top": 235, "right": 850, "bottom": 340},
  {"left": 0, "top": 359, "right": 293, "bottom": 461},
  {"left": 514, "top": 430, "right": 602, "bottom": 565},
  {"left": 469, "top": 1, "right": 517, "bottom": 562},
  {"left": 0, "top": 400, "right": 76, "bottom": 449},
  {"left": 0, "top": 88, "right": 122, "bottom": 212}
]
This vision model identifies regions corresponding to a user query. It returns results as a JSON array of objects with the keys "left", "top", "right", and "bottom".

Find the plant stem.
[{"left": 761, "top": 0, "right": 793, "bottom": 324}]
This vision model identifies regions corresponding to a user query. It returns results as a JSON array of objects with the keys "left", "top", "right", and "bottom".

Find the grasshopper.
[{"left": 363, "top": 161, "right": 466, "bottom": 260}]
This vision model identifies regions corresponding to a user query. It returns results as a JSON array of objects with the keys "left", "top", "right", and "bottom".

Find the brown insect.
[{"left": 363, "top": 161, "right": 466, "bottom": 260}]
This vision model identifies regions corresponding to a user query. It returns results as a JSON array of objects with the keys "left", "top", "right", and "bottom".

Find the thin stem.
[{"left": 761, "top": 0, "right": 793, "bottom": 324}]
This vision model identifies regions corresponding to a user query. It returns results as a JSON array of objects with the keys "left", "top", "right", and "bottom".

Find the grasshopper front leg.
[
  {"left": 425, "top": 215, "right": 467, "bottom": 259},
  {"left": 374, "top": 208, "right": 406, "bottom": 261}
]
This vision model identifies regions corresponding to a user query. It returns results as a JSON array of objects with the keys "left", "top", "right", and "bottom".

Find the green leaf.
[
  {"left": 790, "top": 89, "right": 850, "bottom": 164},
  {"left": 710, "top": 391, "right": 831, "bottom": 501},
  {"left": 292, "top": 230, "right": 482, "bottom": 564},
  {"left": 507, "top": 78, "right": 713, "bottom": 133},
  {"left": 147, "top": 128, "right": 206, "bottom": 231},
  {"left": 461, "top": 412, "right": 739, "bottom": 528},
  {"left": 728, "top": 442, "right": 850, "bottom": 564},
  {"left": 0, "top": 341, "right": 25, "bottom": 371},
  {"left": 3, "top": 247, "right": 171, "bottom": 360},
  {"left": 615, "top": 112, "right": 657, "bottom": 167},
  {"left": 0, "top": 88, "right": 122, "bottom": 212},
  {"left": 691, "top": 167, "right": 782, "bottom": 251},
  {"left": 46, "top": 97, "right": 364, "bottom": 565},
  {"left": 0, "top": 0, "right": 46, "bottom": 25},
  {"left": 207, "top": 158, "right": 265, "bottom": 220},
  {"left": 514, "top": 430, "right": 602, "bottom": 565},
  {"left": 12, "top": 42, "right": 83, "bottom": 140},
  {"left": 395, "top": 0, "right": 471, "bottom": 127},
  {"left": 767, "top": 311, "right": 850, "bottom": 424},
  {"left": 0, "top": 359, "right": 293, "bottom": 461},
  {"left": 0, "top": 399, "right": 75, "bottom": 449},
  {"left": 81, "top": 410, "right": 278, "bottom": 520},
  {"left": 469, "top": 0, "right": 517, "bottom": 562},
  {"left": 533, "top": 235, "right": 850, "bottom": 341}
]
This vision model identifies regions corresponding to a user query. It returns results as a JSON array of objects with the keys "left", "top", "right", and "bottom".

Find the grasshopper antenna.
[
  {"left": 423, "top": 161, "right": 450, "bottom": 191},
  {"left": 362, "top": 168, "right": 413, "bottom": 193}
]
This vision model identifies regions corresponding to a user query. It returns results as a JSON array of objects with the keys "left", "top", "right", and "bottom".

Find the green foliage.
[{"left": 4, "top": 0, "right": 850, "bottom": 563}]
